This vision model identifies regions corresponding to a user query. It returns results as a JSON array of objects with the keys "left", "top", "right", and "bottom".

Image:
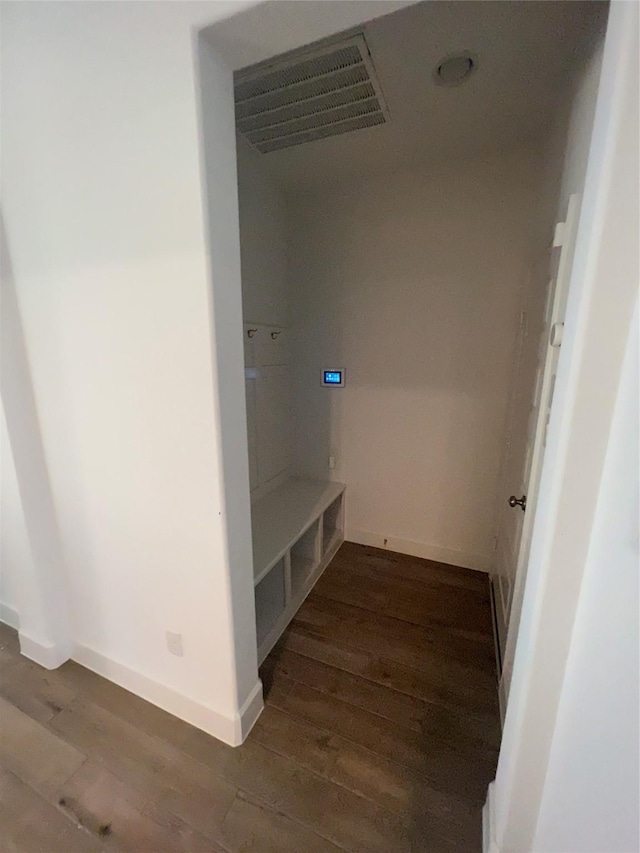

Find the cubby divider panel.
[
  {"left": 291, "top": 520, "right": 320, "bottom": 597},
  {"left": 322, "top": 493, "right": 344, "bottom": 556},
  {"left": 254, "top": 558, "right": 286, "bottom": 647}
]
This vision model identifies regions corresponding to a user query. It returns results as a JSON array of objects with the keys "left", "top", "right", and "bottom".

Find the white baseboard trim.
[
  {"left": 498, "top": 677, "right": 508, "bottom": 728},
  {"left": 72, "top": 641, "right": 263, "bottom": 747},
  {"left": 345, "top": 528, "right": 493, "bottom": 572},
  {"left": 237, "top": 679, "right": 264, "bottom": 743},
  {"left": 483, "top": 782, "right": 500, "bottom": 853},
  {"left": 18, "top": 629, "right": 71, "bottom": 670},
  {"left": 0, "top": 603, "right": 19, "bottom": 630}
]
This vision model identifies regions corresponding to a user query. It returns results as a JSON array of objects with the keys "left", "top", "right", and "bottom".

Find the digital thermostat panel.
[{"left": 322, "top": 369, "right": 345, "bottom": 387}]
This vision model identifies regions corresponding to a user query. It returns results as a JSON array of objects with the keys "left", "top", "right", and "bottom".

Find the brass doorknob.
[{"left": 509, "top": 495, "right": 527, "bottom": 511}]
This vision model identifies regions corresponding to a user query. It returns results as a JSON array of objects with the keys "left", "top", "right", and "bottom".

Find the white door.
[
  {"left": 495, "top": 194, "right": 581, "bottom": 714},
  {"left": 493, "top": 272, "right": 543, "bottom": 662}
]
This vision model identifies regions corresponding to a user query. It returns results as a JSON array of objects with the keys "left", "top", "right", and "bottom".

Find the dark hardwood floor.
[{"left": 0, "top": 542, "right": 500, "bottom": 852}]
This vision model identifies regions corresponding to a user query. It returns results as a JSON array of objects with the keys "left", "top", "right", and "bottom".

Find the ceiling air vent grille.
[{"left": 234, "top": 34, "right": 389, "bottom": 154}]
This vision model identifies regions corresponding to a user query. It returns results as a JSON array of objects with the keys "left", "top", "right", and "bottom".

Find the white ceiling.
[{"left": 239, "top": 0, "right": 608, "bottom": 196}]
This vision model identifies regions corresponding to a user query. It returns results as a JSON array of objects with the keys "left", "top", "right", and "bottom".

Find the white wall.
[
  {"left": 236, "top": 136, "right": 293, "bottom": 500},
  {"left": 0, "top": 404, "right": 59, "bottom": 646},
  {"left": 0, "top": 409, "right": 27, "bottom": 629},
  {"left": 196, "top": 32, "right": 264, "bottom": 734},
  {"left": 1, "top": 214, "right": 75, "bottom": 667},
  {"left": 0, "top": 0, "right": 432, "bottom": 747},
  {"left": 533, "top": 299, "right": 638, "bottom": 852},
  {"left": 237, "top": 137, "right": 289, "bottom": 327},
  {"left": 290, "top": 150, "right": 545, "bottom": 570},
  {"left": 556, "top": 38, "right": 609, "bottom": 212},
  {"left": 1, "top": 0, "right": 261, "bottom": 744}
]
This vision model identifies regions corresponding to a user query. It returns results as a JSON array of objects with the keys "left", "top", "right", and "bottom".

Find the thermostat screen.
[
  {"left": 322, "top": 369, "right": 345, "bottom": 387},
  {"left": 324, "top": 371, "right": 342, "bottom": 384}
]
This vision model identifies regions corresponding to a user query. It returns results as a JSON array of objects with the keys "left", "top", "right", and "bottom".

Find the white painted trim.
[
  {"left": 0, "top": 604, "right": 19, "bottom": 630},
  {"left": 346, "top": 528, "right": 492, "bottom": 572},
  {"left": 498, "top": 672, "right": 508, "bottom": 729},
  {"left": 18, "top": 629, "right": 70, "bottom": 670},
  {"left": 73, "top": 641, "right": 263, "bottom": 747},
  {"left": 500, "top": 194, "right": 583, "bottom": 709},
  {"left": 488, "top": 578, "right": 507, "bottom": 725},
  {"left": 237, "top": 678, "right": 264, "bottom": 742},
  {"left": 483, "top": 782, "right": 500, "bottom": 853}
]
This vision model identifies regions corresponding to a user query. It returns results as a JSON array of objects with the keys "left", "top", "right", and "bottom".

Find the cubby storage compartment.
[
  {"left": 290, "top": 520, "right": 320, "bottom": 597},
  {"left": 322, "top": 494, "right": 344, "bottom": 557},
  {"left": 251, "top": 477, "right": 345, "bottom": 663},
  {"left": 254, "top": 558, "right": 286, "bottom": 647}
]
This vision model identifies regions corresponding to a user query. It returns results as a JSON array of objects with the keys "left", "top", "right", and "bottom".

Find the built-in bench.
[{"left": 251, "top": 477, "right": 345, "bottom": 664}]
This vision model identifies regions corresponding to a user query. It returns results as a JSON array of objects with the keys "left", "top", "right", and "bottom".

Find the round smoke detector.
[{"left": 433, "top": 52, "right": 478, "bottom": 87}]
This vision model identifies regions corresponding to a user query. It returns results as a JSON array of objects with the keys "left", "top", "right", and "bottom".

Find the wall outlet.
[
  {"left": 166, "top": 631, "right": 183, "bottom": 657},
  {"left": 329, "top": 454, "right": 336, "bottom": 470}
]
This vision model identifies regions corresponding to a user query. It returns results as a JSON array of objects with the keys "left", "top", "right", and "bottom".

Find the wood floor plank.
[
  {"left": 51, "top": 696, "right": 240, "bottom": 844},
  {"left": 250, "top": 700, "right": 483, "bottom": 847},
  {"left": 328, "top": 560, "right": 488, "bottom": 609},
  {"left": 0, "top": 621, "right": 21, "bottom": 656},
  {"left": 331, "top": 542, "right": 489, "bottom": 594},
  {"left": 287, "top": 616, "right": 496, "bottom": 711},
  {"left": 295, "top": 592, "right": 495, "bottom": 670},
  {"left": 0, "top": 767, "right": 102, "bottom": 853},
  {"left": 268, "top": 677, "right": 494, "bottom": 804},
  {"left": 266, "top": 645, "right": 501, "bottom": 753},
  {"left": 0, "top": 543, "right": 499, "bottom": 852},
  {"left": 329, "top": 737, "right": 479, "bottom": 820},
  {"left": 50, "top": 698, "right": 177, "bottom": 791},
  {"left": 314, "top": 566, "right": 493, "bottom": 639},
  {"left": 266, "top": 646, "right": 428, "bottom": 731},
  {"left": 250, "top": 701, "right": 341, "bottom": 776},
  {"left": 0, "top": 656, "right": 77, "bottom": 724},
  {"left": 151, "top": 744, "right": 238, "bottom": 841},
  {"left": 59, "top": 760, "right": 221, "bottom": 852},
  {"left": 181, "top": 728, "right": 413, "bottom": 853},
  {"left": 0, "top": 696, "right": 87, "bottom": 800},
  {"left": 293, "top": 597, "right": 496, "bottom": 679},
  {"left": 282, "top": 622, "right": 500, "bottom": 726},
  {"left": 218, "top": 794, "right": 343, "bottom": 853},
  {"left": 57, "top": 660, "right": 194, "bottom": 750},
  {"left": 329, "top": 737, "right": 485, "bottom": 850},
  {"left": 327, "top": 551, "right": 491, "bottom": 607}
]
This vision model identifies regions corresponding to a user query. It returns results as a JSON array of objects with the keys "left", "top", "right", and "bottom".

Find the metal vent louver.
[{"left": 234, "top": 34, "right": 389, "bottom": 154}]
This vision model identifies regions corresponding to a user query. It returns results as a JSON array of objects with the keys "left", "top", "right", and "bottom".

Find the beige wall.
[{"left": 289, "top": 149, "right": 545, "bottom": 570}]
